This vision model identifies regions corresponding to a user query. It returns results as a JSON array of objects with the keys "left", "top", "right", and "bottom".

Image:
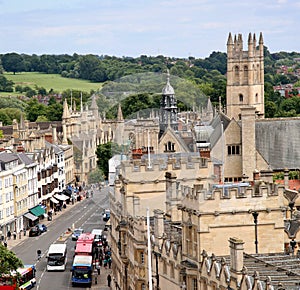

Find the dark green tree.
[
  {"left": 88, "top": 168, "right": 105, "bottom": 184},
  {"left": 46, "top": 102, "right": 63, "bottom": 121},
  {"left": 0, "top": 75, "right": 14, "bottom": 92},
  {"left": 96, "top": 142, "right": 121, "bottom": 180},
  {"left": 25, "top": 99, "right": 47, "bottom": 122},
  {"left": 2, "top": 53, "right": 25, "bottom": 74},
  {"left": 0, "top": 244, "right": 23, "bottom": 275}
]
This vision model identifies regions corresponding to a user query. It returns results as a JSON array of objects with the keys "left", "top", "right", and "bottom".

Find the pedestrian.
[
  {"left": 108, "top": 257, "right": 112, "bottom": 269},
  {"left": 4, "top": 240, "right": 7, "bottom": 248},
  {"left": 93, "top": 268, "right": 98, "bottom": 284},
  {"left": 107, "top": 274, "right": 111, "bottom": 287},
  {"left": 96, "top": 261, "right": 100, "bottom": 275},
  {"left": 37, "top": 249, "right": 41, "bottom": 260},
  {"left": 7, "top": 230, "right": 11, "bottom": 240},
  {"left": 13, "top": 231, "right": 17, "bottom": 240}
]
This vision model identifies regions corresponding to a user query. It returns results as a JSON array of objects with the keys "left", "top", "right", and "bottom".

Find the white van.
[{"left": 91, "top": 229, "right": 103, "bottom": 247}]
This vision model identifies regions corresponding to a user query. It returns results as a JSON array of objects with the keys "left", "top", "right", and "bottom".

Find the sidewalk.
[
  {"left": 92, "top": 267, "right": 112, "bottom": 290},
  {"left": 6, "top": 193, "right": 112, "bottom": 289},
  {"left": 7, "top": 198, "right": 83, "bottom": 250}
]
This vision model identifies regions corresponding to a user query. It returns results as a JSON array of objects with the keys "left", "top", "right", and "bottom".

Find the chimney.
[
  {"left": 52, "top": 124, "right": 57, "bottom": 144},
  {"left": 154, "top": 209, "right": 164, "bottom": 239},
  {"left": 229, "top": 237, "right": 244, "bottom": 280},
  {"left": 284, "top": 168, "right": 289, "bottom": 188}
]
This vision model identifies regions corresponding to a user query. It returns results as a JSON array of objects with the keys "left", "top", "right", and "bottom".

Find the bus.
[
  {"left": 46, "top": 243, "right": 67, "bottom": 271},
  {"left": 77, "top": 233, "right": 95, "bottom": 245},
  {"left": 71, "top": 255, "right": 93, "bottom": 287},
  {"left": 0, "top": 265, "right": 36, "bottom": 290},
  {"left": 74, "top": 242, "right": 93, "bottom": 256}
]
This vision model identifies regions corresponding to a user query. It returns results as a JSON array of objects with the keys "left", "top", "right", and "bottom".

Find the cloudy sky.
[{"left": 0, "top": 0, "right": 299, "bottom": 58}]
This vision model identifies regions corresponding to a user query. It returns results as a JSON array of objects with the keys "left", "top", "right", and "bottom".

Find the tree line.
[{"left": 0, "top": 47, "right": 300, "bottom": 124}]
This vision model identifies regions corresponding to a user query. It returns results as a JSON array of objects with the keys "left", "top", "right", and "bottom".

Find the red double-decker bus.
[
  {"left": 75, "top": 242, "right": 93, "bottom": 256},
  {"left": 77, "top": 233, "right": 95, "bottom": 245}
]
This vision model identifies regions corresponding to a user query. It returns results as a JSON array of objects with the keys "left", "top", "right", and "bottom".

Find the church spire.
[
  {"left": 117, "top": 103, "right": 124, "bottom": 121},
  {"left": 62, "top": 98, "right": 71, "bottom": 119}
]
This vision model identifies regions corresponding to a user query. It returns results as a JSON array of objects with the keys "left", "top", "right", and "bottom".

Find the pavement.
[{"left": 5, "top": 192, "right": 112, "bottom": 290}]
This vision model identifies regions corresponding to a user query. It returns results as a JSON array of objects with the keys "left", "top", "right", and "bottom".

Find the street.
[{"left": 11, "top": 186, "right": 111, "bottom": 290}]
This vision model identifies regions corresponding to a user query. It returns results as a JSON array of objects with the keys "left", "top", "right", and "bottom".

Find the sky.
[{"left": 0, "top": 0, "right": 299, "bottom": 59}]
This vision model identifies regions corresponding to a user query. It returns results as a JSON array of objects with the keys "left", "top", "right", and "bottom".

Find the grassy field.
[{"left": 3, "top": 72, "right": 102, "bottom": 96}]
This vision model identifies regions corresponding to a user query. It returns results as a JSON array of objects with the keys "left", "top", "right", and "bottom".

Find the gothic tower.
[
  {"left": 226, "top": 32, "right": 264, "bottom": 120},
  {"left": 159, "top": 70, "right": 178, "bottom": 136}
]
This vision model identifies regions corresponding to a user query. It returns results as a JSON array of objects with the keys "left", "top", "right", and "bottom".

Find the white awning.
[
  {"left": 50, "top": 197, "right": 59, "bottom": 204},
  {"left": 54, "top": 194, "right": 69, "bottom": 201},
  {"left": 24, "top": 212, "right": 39, "bottom": 221}
]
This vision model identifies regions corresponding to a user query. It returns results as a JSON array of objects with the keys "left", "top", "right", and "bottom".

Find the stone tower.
[
  {"left": 226, "top": 32, "right": 264, "bottom": 120},
  {"left": 159, "top": 70, "right": 178, "bottom": 136}
]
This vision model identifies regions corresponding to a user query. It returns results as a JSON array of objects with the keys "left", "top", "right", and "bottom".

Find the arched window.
[
  {"left": 234, "top": 66, "right": 239, "bottom": 84},
  {"left": 239, "top": 94, "right": 243, "bottom": 103},
  {"left": 243, "top": 65, "right": 248, "bottom": 84}
]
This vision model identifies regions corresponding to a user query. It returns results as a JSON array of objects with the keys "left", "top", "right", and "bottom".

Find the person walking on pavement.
[
  {"left": 7, "top": 230, "right": 11, "bottom": 240},
  {"left": 37, "top": 249, "right": 41, "bottom": 261},
  {"left": 107, "top": 274, "right": 112, "bottom": 287}
]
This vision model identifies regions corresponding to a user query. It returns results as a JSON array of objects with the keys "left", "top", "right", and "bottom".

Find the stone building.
[{"left": 109, "top": 32, "right": 300, "bottom": 290}]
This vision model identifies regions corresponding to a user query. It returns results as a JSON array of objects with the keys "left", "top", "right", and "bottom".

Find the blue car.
[
  {"left": 37, "top": 224, "right": 47, "bottom": 233},
  {"left": 72, "top": 228, "right": 84, "bottom": 241}
]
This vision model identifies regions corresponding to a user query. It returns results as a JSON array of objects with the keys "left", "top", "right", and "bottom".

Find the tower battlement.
[{"left": 226, "top": 32, "right": 264, "bottom": 120}]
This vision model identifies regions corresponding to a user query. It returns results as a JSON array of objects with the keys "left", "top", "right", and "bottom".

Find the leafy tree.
[
  {"left": 78, "top": 55, "right": 100, "bottom": 80},
  {"left": 96, "top": 142, "right": 122, "bottom": 180},
  {"left": 25, "top": 99, "right": 47, "bottom": 121},
  {"left": 0, "top": 75, "right": 14, "bottom": 92},
  {"left": 36, "top": 115, "right": 48, "bottom": 122},
  {"left": 46, "top": 103, "right": 63, "bottom": 121},
  {"left": 0, "top": 244, "right": 23, "bottom": 275},
  {"left": 265, "top": 101, "right": 277, "bottom": 118},
  {"left": 0, "top": 110, "right": 11, "bottom": 125},
  {"left": 88, "top": 168, "right": 105, "bottom": 184},
  {"left": 2, "top": 53, "right": 25, "bottom": 74}
]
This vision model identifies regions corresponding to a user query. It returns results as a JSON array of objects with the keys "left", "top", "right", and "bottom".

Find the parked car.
[
  {"left": 37, "top": 224, "right": 47, "bottom": 233},
  {"left": 72, "top": 228, "right": 84, "bottom": 241},
  {"left": 29, "top": 226, "right": 42, "bottom": 237}
]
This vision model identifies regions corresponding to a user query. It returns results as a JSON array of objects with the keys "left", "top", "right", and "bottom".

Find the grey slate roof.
[{"left": 255, "top": 118, "right": 300, "bottom": 170}]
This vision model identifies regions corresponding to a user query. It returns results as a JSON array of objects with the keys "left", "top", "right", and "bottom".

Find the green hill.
[{"left": 2, "top": 72, "right": 102, "bottom": 96}]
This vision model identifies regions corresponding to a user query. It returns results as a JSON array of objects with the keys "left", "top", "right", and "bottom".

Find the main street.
[{"left": 12, "top": 186, "right": 111, "bottom": 290}]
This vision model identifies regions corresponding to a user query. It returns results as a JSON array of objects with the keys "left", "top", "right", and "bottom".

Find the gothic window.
[
  {"left": 234, "top": 66, "right": 239, "bottom": 84},
  {"left": 193, "top": 278, "right": 198, "bottom": 290},
  {"left": 170, "top": 262, "right": 175, "bottom": 278},
  {"left": 253, "top": 64, "right": 257, "bottom": 83},
  {"left": 164, "top": 141, "right": 175, "bottom": 152},
  {"left": 239, "top": 94, "right": 243, "bottom": 103},
  {"left": 243, "top": 65, "right": 248, "bottom": 84},
  {"left": 227, "top": 145, "right": 240, "bottom": 155},
  {"left": 163, "top": 259, "right": 167, "bottom": 274}
]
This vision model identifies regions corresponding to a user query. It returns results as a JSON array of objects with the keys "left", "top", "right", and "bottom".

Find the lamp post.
[
  {"left": 153, "top": 251, "right": 161, "bottom": 289},
  {"left": 252, "top": 211, "right": 259, "bottom": 254}
]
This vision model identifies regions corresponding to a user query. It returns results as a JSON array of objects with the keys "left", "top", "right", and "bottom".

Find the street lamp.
[
  {"left": 153, "top": 251, "right": 161, "bottom": 289},
  {"left": 252, "top": 211, "right": 259, "bottom": 254}
]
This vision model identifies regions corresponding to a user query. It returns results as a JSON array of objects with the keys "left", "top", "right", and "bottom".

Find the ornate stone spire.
[{"left": 117, "top": 103, "right": 124, "bottom": 121}]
